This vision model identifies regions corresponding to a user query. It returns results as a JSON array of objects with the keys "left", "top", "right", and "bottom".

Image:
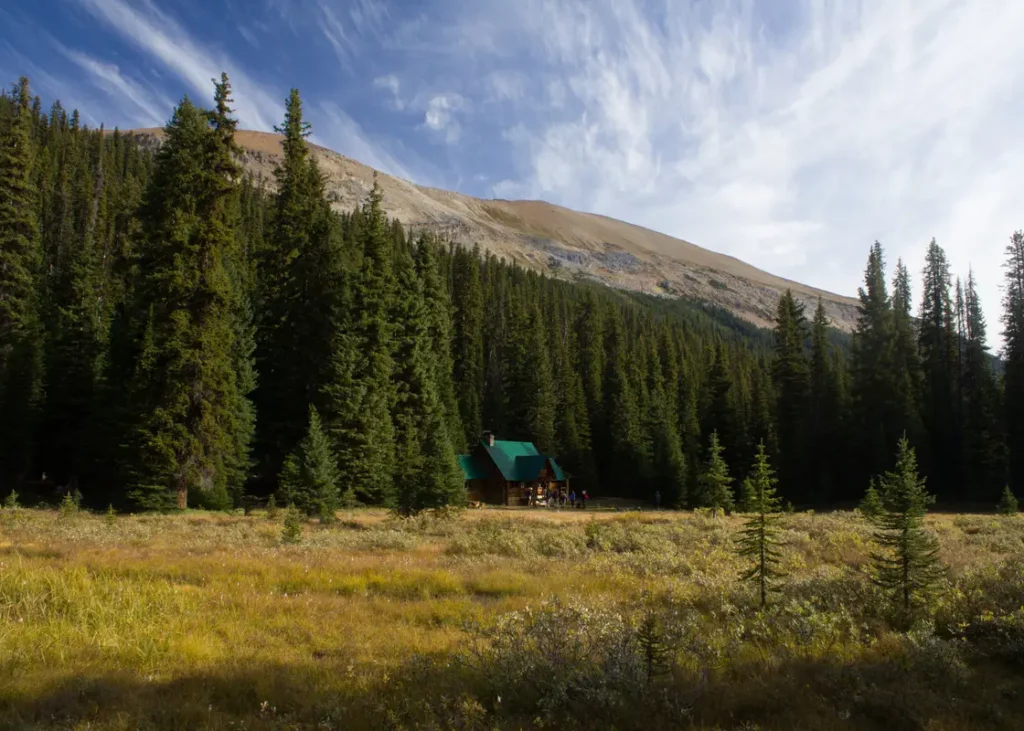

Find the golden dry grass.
[{"left": 0, "top": 506, "right": 1022, "bottom": 730}]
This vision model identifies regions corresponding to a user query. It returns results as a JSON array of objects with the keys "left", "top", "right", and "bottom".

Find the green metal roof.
[
  {"left": 457, "top": 454, "right": 491, "bottom": 481},
  {"left": 484, "top": 440, "right": 539, "bottom": 480},
  {"left": 458, "top": 440, "right": 568, "bottom": 482}
]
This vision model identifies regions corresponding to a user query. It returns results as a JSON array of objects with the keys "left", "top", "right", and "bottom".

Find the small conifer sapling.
[
  {"left": 860, "top": 477, "right": 884, "bottom": 520},
  {"left": 281, "top": 504, "right": 303, "bottom": 544},
  {"left": 278, "top": 405, "right": 342, "bottom": 517},
  {"left": 736, "top": 442, "right": 785, "bottom": 607},
  {"left": 699, "top": 430, "right": 734, "bottom": 516},
  {"left": 870, "top": 436, "right": 944, "bottom": 624},
  {"left": 997, "top": 486, "right": 1018, "bottom": 516}
]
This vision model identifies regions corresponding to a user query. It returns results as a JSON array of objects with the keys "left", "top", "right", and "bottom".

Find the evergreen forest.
[{"left": 1, "top": 74, "right": 1021, "bottom": 512}]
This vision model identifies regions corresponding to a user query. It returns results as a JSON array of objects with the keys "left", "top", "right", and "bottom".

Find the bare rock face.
[{"left": 126, "top": 128, "right": 860, "bottom": 330}]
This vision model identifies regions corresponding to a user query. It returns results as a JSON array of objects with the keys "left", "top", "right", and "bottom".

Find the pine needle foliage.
[
  {"left": 278, "top": 405, "right": 342, "bottom": 517},
  {"left": 699, "top": 430, "right": 734, "bottom": 515},
  {"left": 870, "top": 436, "right": 944, "bottom": 623},
  {"left": 281, "top": 504, "right": 302, "bottom": 544},
  {"left": 860, "top": 477, "right": 884, "bottom": 520},
  {"left": 636, "top": 609, "right": 673, "bottom": 685},
  {"left": 736, "top": 442, "right": 784, "bottom": 607},
  {"left": 998, "top": 486, "right": 1018, "bottom": 516}
]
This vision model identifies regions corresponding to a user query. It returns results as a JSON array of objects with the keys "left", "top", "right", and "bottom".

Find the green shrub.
[
  {"left": 2, "top": 490, "right": 19, "bottom": 510},
  {"left": 859, "top": 478, "right": 884, "bottom": 520},
  {"left": 266, "top": 494, "right": 279, "bottom": 519},
  {"left": 281, "top": 505, "right": 303, "bottom": 545},
  {"left": 58, "top": 492, "right": 80, "bottom": 519},
  {"left": 997, "top": 486, "right": 1018, "bottom": 516}
]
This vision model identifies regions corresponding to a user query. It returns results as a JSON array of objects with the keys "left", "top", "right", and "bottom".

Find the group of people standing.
[{"left": 526, "top": 485, "right": 589, "bottom": 508}]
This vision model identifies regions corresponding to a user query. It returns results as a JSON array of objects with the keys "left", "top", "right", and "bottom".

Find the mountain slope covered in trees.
[{"left": 0, "top": 75, "right": 1019, "bottom": 513}]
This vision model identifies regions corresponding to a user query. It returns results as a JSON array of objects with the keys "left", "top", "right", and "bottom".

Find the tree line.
[{"left": 0, "top": 74, "right": 1021, "bottom": 512}]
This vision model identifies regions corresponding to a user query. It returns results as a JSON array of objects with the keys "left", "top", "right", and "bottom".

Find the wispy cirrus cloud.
[
  {"left": 59, "top": 47, "right": 171, "bottom": 127},
  {"left": 76, "top": 0, "right": 283, "bottom": 130},
  {"left": 70, "top": 0, "right": 425, "bottom": 181},
  {"left": 452, "top": 0, "right": 1024, "bottom": 342}
]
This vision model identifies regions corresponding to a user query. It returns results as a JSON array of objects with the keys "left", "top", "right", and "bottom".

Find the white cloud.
[
  {"left": 316, "top": 101, "right": 418, "bottom": 180},
  {"left": 422, "top": 92, "right": 466, "bottom": 144},
  {"left": 484, "top": 71, "right": 525, "bottom": 102},
  {"left": 59, "top": 48, "right": 171, "bottom": 127},
  {"left": 473, "top": 0, "right": 1024, "bottom": 345},
  {"left": 76, "top": 0, "right": 283, "bottom": 131},
  {"left": 373, "top": 73, "right": 403, "bottom": 109},
  {"left": 319, "top": 1, "right": 355, "bottom": 72},
  {"left": 73, "top": 0, "right": 425, "bottom": 186}
]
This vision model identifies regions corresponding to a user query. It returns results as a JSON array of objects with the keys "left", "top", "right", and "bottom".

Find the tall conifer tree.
[
  {"left": 126, "top": 82, "right": 251, "bottom": 509},
  {"left": 0, "top": 77, "right": 43, "bottom": 483},
  {"left": 325, "top": 181, "right": 396, "bottom": 504},
  {"left": 254, "top": 88, "right": 341, "bottom": 487},
  {"left": 918, "top": 239, "right": 960, "bottom": 499},
  {"left": 451, "top": 244, "right": 485, "bottom": 446},
  {"left": 1003, "top": 231, "right": 1024, "bottom": 493},
  {"left": 771, "top": 290, "right": 810, "bottom": 502}
]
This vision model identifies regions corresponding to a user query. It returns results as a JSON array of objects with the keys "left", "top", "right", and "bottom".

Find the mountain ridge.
[{"left": 124, "top": 127, "right": 860, "bottom": 330}]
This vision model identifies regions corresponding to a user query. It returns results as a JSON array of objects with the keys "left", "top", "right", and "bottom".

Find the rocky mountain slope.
[{"left": 126, "top": 129, "right": 859, "bottom": 330}]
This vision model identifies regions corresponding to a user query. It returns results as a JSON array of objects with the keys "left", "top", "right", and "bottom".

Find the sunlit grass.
[{"left": 0, "top": 506, "right": 1021, "bottom": 729}]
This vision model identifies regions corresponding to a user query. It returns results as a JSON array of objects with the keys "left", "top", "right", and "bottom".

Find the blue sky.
[{"left": 3, "top": 0, "right": 1024, "bottom": 340}]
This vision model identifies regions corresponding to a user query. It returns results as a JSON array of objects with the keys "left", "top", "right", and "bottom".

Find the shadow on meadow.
[{"left": 3, "top": 626, "right": 1022, "bottom": 731}]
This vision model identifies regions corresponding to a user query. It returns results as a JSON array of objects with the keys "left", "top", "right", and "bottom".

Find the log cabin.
[{"left": 457, "top": 432, "right": 568, "bottom": 506}]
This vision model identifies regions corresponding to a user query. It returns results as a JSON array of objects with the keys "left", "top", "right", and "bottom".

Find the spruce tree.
[
  {"left": 699, "top": 430, "right": 734, "bottom": 515},
  {"left": 278, "top": 405, "right": 342, "bottom": 517},
  {"left": 603, "top": 308, "right": 644, "bottom": 495},
  {"left": 850, "top": 242, "right": 900, "bottom": 496},
  {"left": 809, "top": 299, "right": 842, "bottom": 501},
  {"left": 643, "top": 334, "right": 687, "bottom": 506},
  {"left": 1004, "top": 231, "right": 1024, "bottom": 495},
  {"left": 415, "top": 236, "right": 464, "bottom": 451},
  {"left": 551, "top": 307, "right": 596, "bottom": 489},
  {"left": 211, "top": 74, "right": 258, "bottom": 504},
  {"left": 870, "top": 437, "right": 944, "bottom": 622},
  {"left": 860, "top": 477, "right": 884, "bottom": 520},
  {"left": 891, "top": 258, "right": 924, "bottom": 449},
  {"left": 40, "top": 125, "right": 108, "bottom": 493},
  {"left": 390, "top": 247, "right": 464, "bottom": 515},
  {"left": 961, "top": 270, "right": 1004, "bottom": 502},
  {"left": 254, "top": 88, "right": 342, "bottom": 487},
  {"left": 997, "top": 486, "right": 1018, "bottom": 516},
  {"left": 125, "top": 84, "right": 251, "bottom": 510},
  {"left": 324, "top": 181, "right": 395, "bottom": 504},
  {"left": 918, "top": 239, "right": 960, "bottom": 499},
  {"left": 702, "top": 343, "right": 745, "bottom": 478},
  {"left": 575, "top": 291, "right": 606, "bottom": 474},
  {"left": 0, "top": 77, "right": 44, "bottom": 483},
  {"left": 771, "top": 290, "right": 810, "bottom": 502},
  {"left": 736, "top": 442, "right": 784, "bottom": 607},
  {"left": 281, "top": 504, "right": 302, "bottom": 544},
  {"left": 502, "top": 293, "right": 556, "bottom": 450},
  {"left": 450, "top": 244, "right": 485, "bottom": 446}
]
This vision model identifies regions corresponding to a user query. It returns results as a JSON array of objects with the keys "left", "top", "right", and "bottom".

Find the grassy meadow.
[{"left": 0, "top": 505, "right": 1022, "bottom": 730}]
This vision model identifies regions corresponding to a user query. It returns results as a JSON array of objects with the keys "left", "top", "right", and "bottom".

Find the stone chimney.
[{"left": 482, "top": 430, "right": 495, "bottom": 447}]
